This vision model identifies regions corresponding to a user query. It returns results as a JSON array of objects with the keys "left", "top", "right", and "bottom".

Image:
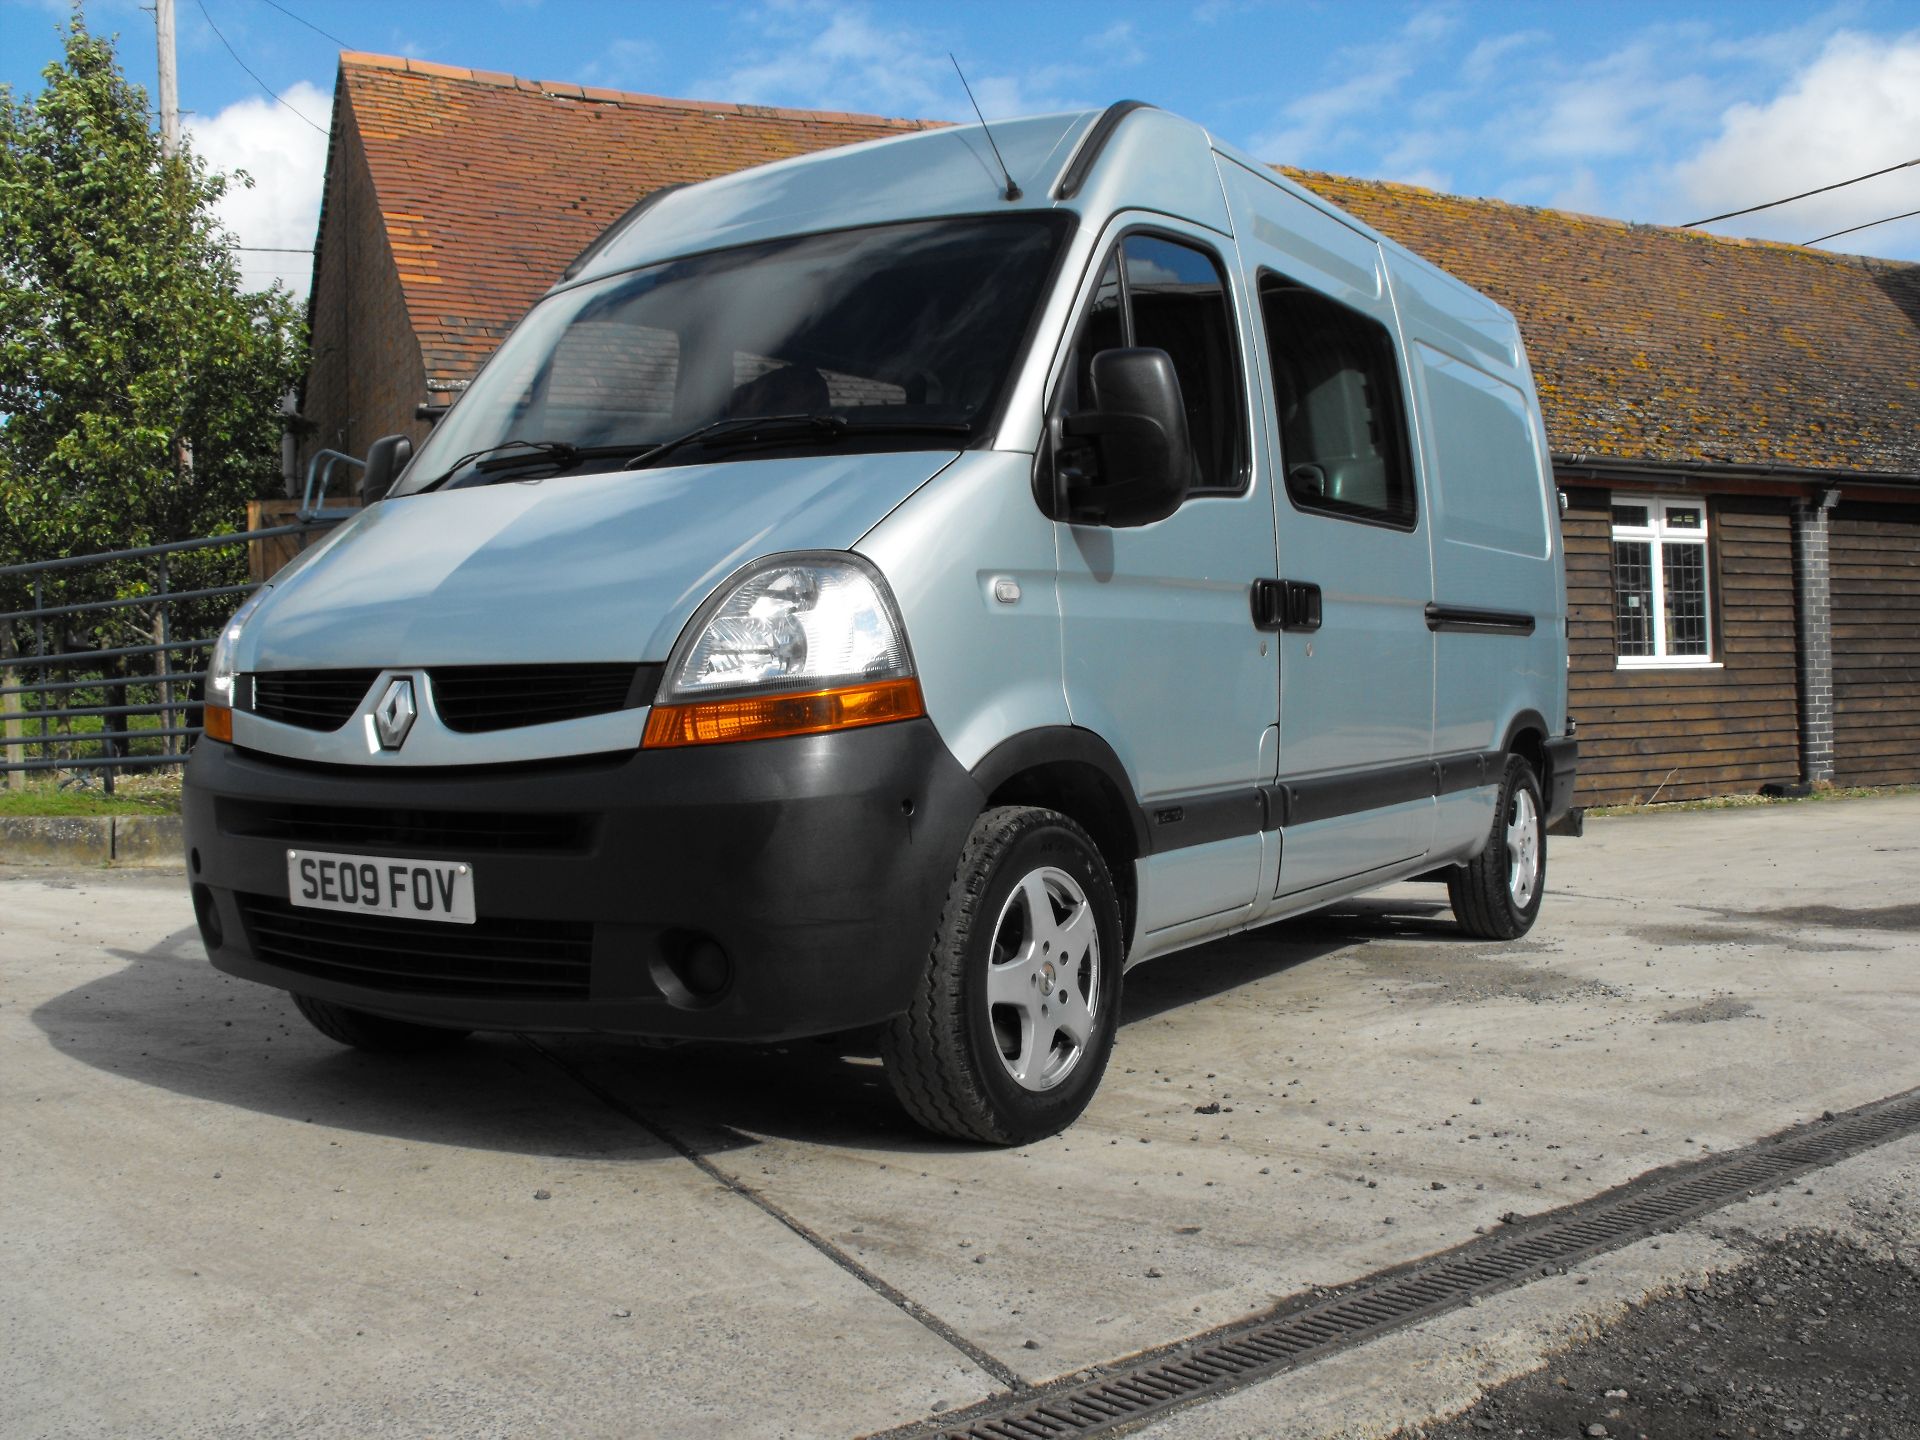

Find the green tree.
[
  {"left": 0, "top": 13, "right": 304, "bottom": 567},
  {"left": 0, "top": 14, "right": 306, "bottom": 780}
]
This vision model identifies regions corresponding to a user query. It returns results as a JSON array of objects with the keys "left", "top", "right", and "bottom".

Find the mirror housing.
[
  {"left": 1059, "top": 348, "right": 1193, "bottom": 528},
  {"left": 361, "top": 433, "right": 412, "bottom": 505}
]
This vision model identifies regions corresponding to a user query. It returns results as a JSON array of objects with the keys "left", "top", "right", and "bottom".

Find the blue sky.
[{"left": 5, "top": 0, "right": 1918, "bottom": 296}]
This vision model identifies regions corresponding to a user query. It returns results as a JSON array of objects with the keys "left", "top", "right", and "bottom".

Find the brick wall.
[
  {"left": 298, "top": 102, "right": 434, "bottom": 490},
  {"left": 1791, "top": 497, "right": 1835, "bottom": 781}
]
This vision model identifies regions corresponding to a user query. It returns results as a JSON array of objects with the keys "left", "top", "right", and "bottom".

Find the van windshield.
[{"left": 397, "top": 214, "right": 1070, "bottom": 494}]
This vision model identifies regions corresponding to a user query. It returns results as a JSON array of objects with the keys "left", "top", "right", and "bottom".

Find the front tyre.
[
  {"left": 881, "top": 806, "right": 1123, "bottom": 1144},
  {"left": 1448, "top": 754, "right": 1546, "bottom": 940},
  {"left": 292, "top": 993, "right": 472, "bottom": 1053}
]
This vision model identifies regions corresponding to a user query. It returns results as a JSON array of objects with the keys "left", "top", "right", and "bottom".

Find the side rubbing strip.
[
  {"left": 1054, "top": 100, "right": 1156, "bottom": 200},
  {"left": 1425, "top": 603, "right": 1537, "bottom": 635},
  {"left": 1158, "top": 748, "right": 1508, "bottom": 852},
  {"left": 1146, "top": 788, "right": 1263, "bottom": 852}
]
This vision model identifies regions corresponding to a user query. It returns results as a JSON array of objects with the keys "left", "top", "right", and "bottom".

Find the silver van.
[{"left": 185, "top": 103, "right": 1576, "bottom": 1143}]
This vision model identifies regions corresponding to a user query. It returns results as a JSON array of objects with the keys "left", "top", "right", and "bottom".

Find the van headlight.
[
  {"left": 643, "top": 553, "right": 923, "bottom": 748},
  {"left": 203, "top": 586, "right": 269, "bottom": 743}
]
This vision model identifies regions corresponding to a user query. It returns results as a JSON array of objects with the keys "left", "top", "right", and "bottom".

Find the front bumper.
[{"left": 182, "top": 719, "right": 983, "bottom": 1040}]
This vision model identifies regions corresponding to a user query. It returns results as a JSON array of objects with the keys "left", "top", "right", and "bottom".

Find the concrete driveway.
[{"left": 4, "top": 794, "right": 1917, "bottom": 1438}]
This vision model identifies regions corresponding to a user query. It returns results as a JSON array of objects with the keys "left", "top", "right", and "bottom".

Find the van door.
[
  {"left": 1218, "top": 162, "right": 1436, "bottom": 900},
  {"left": 1049, "top": 220, "right": 1279, "bottom": 945}
]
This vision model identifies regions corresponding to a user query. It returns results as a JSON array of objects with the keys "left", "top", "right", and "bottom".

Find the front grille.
[
  {"left": 237, "top": 894, "right": 592, "bottom": 998},
  {"left": 251, "top": 670, "right": 381, "bottom": 731},
  {"left": 431, "top": 663, "right": 657, "bottom": 732},
  {"left": 246, "top": 664, "right": 658, "bottom": 735},
  {"left": 221, "top": 800, "right": 591, "bottom": 853}
]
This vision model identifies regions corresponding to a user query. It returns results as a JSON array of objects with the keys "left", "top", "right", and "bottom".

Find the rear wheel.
[
  {"left": 292, "top": 993, "right": 471, "bottom": 1053},
  {"left": 1448, "top": 754, "right": 1546, "bottom": 940},
  {"left": 881, "top": 806, "right": 1123, "bottom": 1144}
]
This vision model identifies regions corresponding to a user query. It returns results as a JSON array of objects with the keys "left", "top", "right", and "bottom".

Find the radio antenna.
[{"left": 950, "top": 54, "right": 1021, "bottom": 202}]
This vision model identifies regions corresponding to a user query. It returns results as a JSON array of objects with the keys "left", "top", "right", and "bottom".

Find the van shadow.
[{"left": 31, "top": 892, "right": 1461, "bottom": 1159}]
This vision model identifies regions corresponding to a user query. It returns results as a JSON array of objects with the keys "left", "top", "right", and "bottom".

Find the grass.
[
  {"left": 0, "top": 776, "right": 183, "bottom": 817},
  {"left": 1589, "top": 783, "right": 1920, "bottom": 817}
]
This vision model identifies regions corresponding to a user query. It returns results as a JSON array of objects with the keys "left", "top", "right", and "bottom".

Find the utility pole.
[
  {"left": 153, "top": 0, "right": 188, "bottom": 767},
  {"left": 155, "top": 0, "right": 180, "bottom": 157}
]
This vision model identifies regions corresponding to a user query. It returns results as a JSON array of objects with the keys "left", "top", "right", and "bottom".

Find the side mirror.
[
  {"left": 361, "top": 433, "right": 412, "bottom": 505},
  {"left": 1059, "top": 348, "right": 1193, "bottom": 528}
]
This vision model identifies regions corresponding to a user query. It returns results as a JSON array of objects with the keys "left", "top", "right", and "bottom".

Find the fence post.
[
  {"left": 1, "top": 627, "right": 23, "bottom": 790},
  {"left": 155, "top": 552, "right": 173, "bottom": 767},
  {"left": 32, "top": 574, "right": 50, "bottom": 768}
]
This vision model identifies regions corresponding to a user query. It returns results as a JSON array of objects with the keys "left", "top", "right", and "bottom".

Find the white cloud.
[
  {"left": 1245, "top": 6, "right": 1455, "bottom": 165},
  {"left": 694, "top": 0, "right": 1119, "bottom": 118},
  {"left": 1513, "top": 38, "right": 1715, "bottom": 161},
  {"left": 577, "top": 38, "right": 663, "bottom": 92},
  {"left": 1669, "top": 29, "right": 1920, "bottom": 252},
  {"left": 185, "top": 81, "right": 330, "bottom": 300},
  {"left": 1462, "top": 30, "right": 1547, "bottom": 85}
]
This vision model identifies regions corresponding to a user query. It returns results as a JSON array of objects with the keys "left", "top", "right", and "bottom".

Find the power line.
[
  {"left": 1804, "top": 208, "right": 1920, "bottom": 247},
  {"left": 190, "top": 0, "right": 327, "bottom": 135},
  {"left": 236, "top": 245, "right": 313, "bottom": 253},
  {"left": 254, "top": 0, "right": 350, "bottom": 49},
  {"left": 1683, "top": 156, "right": 1919, "bottom": 227}
]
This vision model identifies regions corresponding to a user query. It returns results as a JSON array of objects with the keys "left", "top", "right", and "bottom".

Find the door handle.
[{"left": 1252, "top": 578, "right": 1322, "bottom": 632}]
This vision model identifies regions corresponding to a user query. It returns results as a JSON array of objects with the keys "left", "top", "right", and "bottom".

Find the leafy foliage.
[
  {"left": 0, "top": 16, "right": 306, "bottom": 782},
  {"left": 0, "top": 14, "right": 305, "bottom": 574}
]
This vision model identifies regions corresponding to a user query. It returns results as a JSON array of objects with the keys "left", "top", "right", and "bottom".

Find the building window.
[{"left": 1611, "top": 496, "right": 1712, "bottom": 665}]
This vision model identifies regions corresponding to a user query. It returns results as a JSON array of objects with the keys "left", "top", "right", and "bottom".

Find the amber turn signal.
[
  {"left": 203, "top": 705, "right": 234, "bottom": 743},
  {"left": 643, "top": 677, "right": 924, "bottom": 748}
]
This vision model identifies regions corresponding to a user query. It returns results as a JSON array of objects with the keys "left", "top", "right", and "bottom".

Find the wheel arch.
[
  {"left": 1502, "top": 709, "right": 1550, "bottom": 783},
  {"left": 969, "top": 727, "right": 1147, "bottom": 941}
]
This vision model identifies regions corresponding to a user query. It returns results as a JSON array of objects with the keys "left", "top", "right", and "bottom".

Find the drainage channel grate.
[{"left": 875, "top": 1087, "right": 1920, "bottom": 1440}]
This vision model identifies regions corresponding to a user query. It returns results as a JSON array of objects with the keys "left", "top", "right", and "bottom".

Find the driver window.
[{"left": 1062, "top": 234, "right": 1247, "bottom": 496}]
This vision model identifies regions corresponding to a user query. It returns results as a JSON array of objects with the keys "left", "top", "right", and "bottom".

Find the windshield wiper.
[
  {"left": 622, "top": 413, "right": 972, "bottom": 471},
  {"left": 422, "top": 439, "right": 658, "bottom": 491}
]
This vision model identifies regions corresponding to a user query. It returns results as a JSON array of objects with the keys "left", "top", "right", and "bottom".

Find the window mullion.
[{"left": 1649, "top": 531, "right": 1670, "bottom": 659}]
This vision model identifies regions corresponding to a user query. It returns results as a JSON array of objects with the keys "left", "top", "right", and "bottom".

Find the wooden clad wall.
[
  {"left": 1562, "top": 487, "right": 1800, "bottom": 806},
  {"left": 1831, "top": 503, "right": 1920, "bottom": 786}
]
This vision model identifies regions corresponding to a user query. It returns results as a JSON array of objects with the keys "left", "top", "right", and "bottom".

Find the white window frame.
[{"left": 1610, "top": 494, "right": 1718, "bottom": 669}]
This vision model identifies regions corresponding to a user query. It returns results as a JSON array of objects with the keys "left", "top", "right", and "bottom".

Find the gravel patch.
[{"left": 1406, "top": 1230, "right": 1920, "bottom": 1440}]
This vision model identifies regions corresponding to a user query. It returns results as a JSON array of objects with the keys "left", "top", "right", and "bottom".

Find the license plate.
[{"left": 286, "top": 849, "right": 476, "bottom": 925}]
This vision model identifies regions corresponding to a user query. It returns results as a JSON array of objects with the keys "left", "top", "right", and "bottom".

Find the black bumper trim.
[
  {"left": 184, "top": 719, "right": 984, "bottom": 1041},
  {"left": 1543, "top": 734, "right": 1579, "bottom": 825}
]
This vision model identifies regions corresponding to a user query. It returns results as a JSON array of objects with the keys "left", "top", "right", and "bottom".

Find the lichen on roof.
[{"left": 1284, "top": 169, "right": 1920, "bottom": 477}]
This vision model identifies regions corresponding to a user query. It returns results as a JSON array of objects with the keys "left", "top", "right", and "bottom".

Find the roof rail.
[
  {"left": 1054, "top": 100, "right": 1155, "bottom": 201},
  {"left": 559, "top": 183, "right": 687, "bottom": 282}
]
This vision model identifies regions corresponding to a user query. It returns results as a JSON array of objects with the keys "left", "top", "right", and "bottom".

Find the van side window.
[
  {"left": 1062, "top": 234, "right": 1246, "bottom": 496},
  {"left": 1260, "top": 273, "right": 1416, "bottom": 528}
]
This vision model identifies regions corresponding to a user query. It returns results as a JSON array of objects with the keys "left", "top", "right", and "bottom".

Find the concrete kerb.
[{"left": 0, "top": 815, "right": 183, "bottom": 868}]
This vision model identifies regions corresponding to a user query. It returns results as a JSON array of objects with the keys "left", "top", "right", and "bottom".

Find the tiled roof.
[
  {"left": 320, "top": 58, "right": 1920, "bottom": 479},
  {"left": 329, "top": 54, "right": 939, "bottom": 387},
  {"left": 1287, "top": 171, "right": 1920, "bottom": 478}
]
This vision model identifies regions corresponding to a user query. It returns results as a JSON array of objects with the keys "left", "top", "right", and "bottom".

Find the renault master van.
[{"left": 184, "top": 103, "right": 1576, "bottom": 1143}]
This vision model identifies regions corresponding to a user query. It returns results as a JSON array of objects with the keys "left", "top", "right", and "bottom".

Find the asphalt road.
[{"left": 4, "top": 794, "right": 1917, "bottom": 1438}]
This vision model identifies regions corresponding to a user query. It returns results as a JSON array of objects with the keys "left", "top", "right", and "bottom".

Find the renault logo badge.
[{"left": 373, "top": 677, "right": 418, "bottom": 750}]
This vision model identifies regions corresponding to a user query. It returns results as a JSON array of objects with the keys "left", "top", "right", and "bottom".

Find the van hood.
[{"left": 242, "top": 451, "right": 957, "bottom": 671}]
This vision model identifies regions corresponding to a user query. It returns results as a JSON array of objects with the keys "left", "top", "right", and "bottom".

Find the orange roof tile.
[
  {"left": 327, "top": 55, "right": 940, "bottom": 391},
  {"left": 317, "top": 60, "right": 1920, "bottom": 478},
  {"left": 1285, "top": 170, "right": 1920, "bottom": 477}
]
